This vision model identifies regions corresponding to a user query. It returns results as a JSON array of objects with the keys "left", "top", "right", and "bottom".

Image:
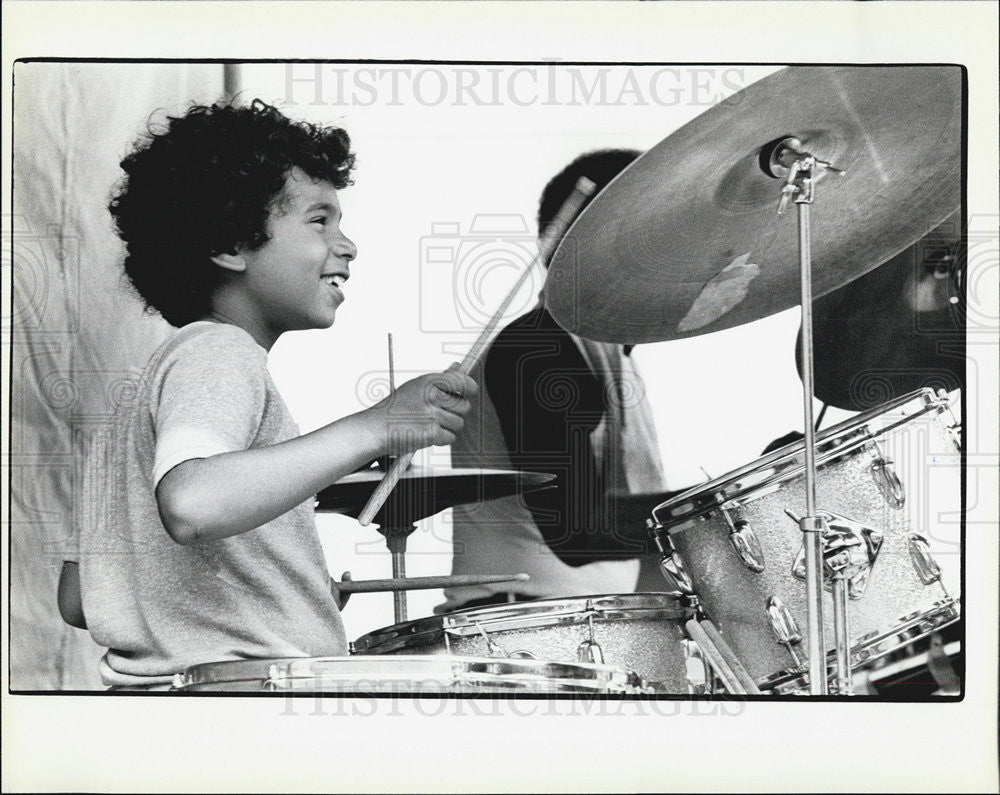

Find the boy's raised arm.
[{"left": 156, "top": 368, "right": 476, "bottom": 546}]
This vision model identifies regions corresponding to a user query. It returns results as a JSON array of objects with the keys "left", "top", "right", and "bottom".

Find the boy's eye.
[{"left": 310, "top": 215, "right": 328, "bottom": 226}]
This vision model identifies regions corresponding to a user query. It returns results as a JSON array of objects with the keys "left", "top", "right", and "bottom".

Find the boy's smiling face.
[{"left": 216, "top": 167, "right": 357, "bottom": 349}]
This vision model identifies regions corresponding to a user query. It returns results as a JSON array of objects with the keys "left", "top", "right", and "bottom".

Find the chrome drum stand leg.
[
  {"left": 831, "top": 577, "right": 852, "bottom": 694},
  {"left": 765, "top": 135, "right": 849, "bottom": 695}
]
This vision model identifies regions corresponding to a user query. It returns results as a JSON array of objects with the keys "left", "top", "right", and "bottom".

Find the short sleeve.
[{"left": 150, "top": 326, "right": 269, "bottom": 486}]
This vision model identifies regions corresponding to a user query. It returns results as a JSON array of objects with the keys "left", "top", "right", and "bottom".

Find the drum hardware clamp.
[
  {"left": 786, "top": 509, "right": 884, "bottom": 601},
  {"left": 763, "top": 136, "right": 846, "bottom": 216}
]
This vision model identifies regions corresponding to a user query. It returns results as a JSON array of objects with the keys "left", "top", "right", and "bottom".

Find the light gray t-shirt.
[{"left": 76, "top": 322, "right": 346, "bottom": 685}]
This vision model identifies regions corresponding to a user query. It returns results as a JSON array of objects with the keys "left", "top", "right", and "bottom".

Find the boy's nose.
[{"left": 333, "top": 234, "right": 357, "bottom": 262}]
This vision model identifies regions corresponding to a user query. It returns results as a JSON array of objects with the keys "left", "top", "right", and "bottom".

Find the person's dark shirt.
[{"left": 484, "top": 307, "right": 643, "bottom": 564}]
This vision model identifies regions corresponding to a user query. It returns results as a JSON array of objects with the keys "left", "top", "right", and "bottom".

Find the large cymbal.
[
  {"left": 797, "top": 213, "right": 965, "bottom": 412},
  {"left": 316, "top": 466, "right": 555, "bottom": 525},
  {"left": 545, "top": 66, "right": 961, "bottom": 343}
]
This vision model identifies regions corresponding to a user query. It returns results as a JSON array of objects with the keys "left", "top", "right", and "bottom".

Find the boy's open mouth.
[{"left": 321, "top": 274, "right": 346, "bottom": 288}]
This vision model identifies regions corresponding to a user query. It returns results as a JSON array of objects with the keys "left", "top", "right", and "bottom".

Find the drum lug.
[
  {"left": 868, "top": 441, "right": 905, "bottom": 509},
  {"left": 788, "top": 510, "right": 884, "bottom": 599},
  {"left": 907, "top": 533, "right": 950, "bottom": 598},
  {"left": 656, "top": 546, "right": 696, "bottom": 596},
  {"left": 265, "top": 662, "right": 286, "bottom": 691},
  {"left": 577, "top": 612, "right": 605, "bottom": 665},
  {"left": 473, "top": 621, "right": 537, "bottom": 660},
  {"left": 473, "top": 622, "right": 509, "bottom": 658},
  {"left": 658, "top": 552, "right": 696, "bottom": 596},
  {"left": 650, "top": 522, "right": 697, "bottom": 595},
  {"left": 765, "top": 596, "right": 804, "bottom": 667},
  {"left": 720, "top": 504, "right": 765, "bottom": 572},
  {"left": 577, "top": 639, "right": 605, "bottom": 665},
  {"left": 936, "top": 389, "right": 963, "bottom": 450}
]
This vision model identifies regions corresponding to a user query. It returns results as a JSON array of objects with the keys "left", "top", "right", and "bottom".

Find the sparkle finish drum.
[
  {"left": 650, "top": 389, "right": 961, "bottom": 690},
  {"left": 172, "top": 655, "right": 648, "bottom": 694},
  {"left": 352, "top": 593, "right": 697, "bottom": 693}
]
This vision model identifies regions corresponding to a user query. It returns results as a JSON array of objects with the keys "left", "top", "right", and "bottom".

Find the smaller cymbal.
[
  {"left": 316, "top": 466, "right": 556, "bottom": 526},
  {"left": 797, "top": 215, "right": 964, "bottom": 412}
]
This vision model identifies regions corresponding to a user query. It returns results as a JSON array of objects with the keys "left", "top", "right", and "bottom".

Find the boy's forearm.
[{"left": 157, "top": 409, "right": 387, "bottom": 545}]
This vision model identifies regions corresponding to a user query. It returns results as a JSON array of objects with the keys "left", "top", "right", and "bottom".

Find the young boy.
[{"left": 57, "top": 99, "right": 476, "bottom": 687}]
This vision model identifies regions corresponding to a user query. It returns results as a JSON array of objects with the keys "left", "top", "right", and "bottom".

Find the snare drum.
[
  {"left": 352, "top": 593, "right": 697, "bottom": 693},
  {"left": 650, "top": 389, "right": 961, "bottom": 691},
  {"left": 173, "top": 655, "right": 648, "bottom": 694}
]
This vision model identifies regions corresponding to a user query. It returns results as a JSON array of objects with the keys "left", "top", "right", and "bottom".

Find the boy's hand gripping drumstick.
[{"left": 357, "top": 176, "right": 597, "bottom": 526}]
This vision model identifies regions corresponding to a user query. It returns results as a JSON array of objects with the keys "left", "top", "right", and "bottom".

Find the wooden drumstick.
[
  {"left": 685, "top": 619, "right": 747, "bottom": 695},
  {"left": 357, "top": 176, "right": 597, "bottom": 526},
  {"left": 698, "top": 619, "right": 762, "bottom": 694},
  {"left": 387, "top": 332, "right": 396, "bottom": 392},
  {"left": 337, "top": 572, "right": 530, "bottom": 594}
]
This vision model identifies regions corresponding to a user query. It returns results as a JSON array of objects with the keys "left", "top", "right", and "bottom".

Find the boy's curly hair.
[{"left": 109, "top": 99, "right": 355, "bottom": 326}]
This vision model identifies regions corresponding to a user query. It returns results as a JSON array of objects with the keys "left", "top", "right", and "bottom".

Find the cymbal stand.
[
  {"left": 375, "top": 334, "right": 415, "bottom": 625},
  {"left": 767, "top": 136, "right": 847, "bottom": 695},
  {"left": 376, "top": 521, "right": 418, "bottom": 624}
]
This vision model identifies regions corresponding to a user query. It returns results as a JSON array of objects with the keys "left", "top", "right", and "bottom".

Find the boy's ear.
[{"left": 210, "top": 251, "right": 247, "bottom": 273}]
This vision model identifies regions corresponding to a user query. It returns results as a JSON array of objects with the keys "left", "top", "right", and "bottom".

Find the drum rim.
[
  {"left": 175, "top": 654, "right": 646, "bottom": 692},
  {"left": 177, "top": 656, "right": 307, "bottom": 686},
  {"left": 650, "top": 388, "right": 950, "bottom": 532},
  {"left": 760, "top": 598, "right": 961, "bottom": 693},
  {"left": 352, "top": 592, "right": 697, "bottom": 654}
]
